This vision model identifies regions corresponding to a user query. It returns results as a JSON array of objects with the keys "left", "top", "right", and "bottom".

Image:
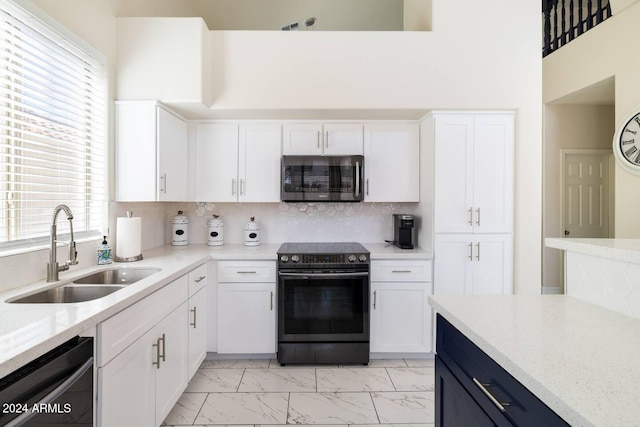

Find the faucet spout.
[{"left": 47, "top": 204, "right": 78, "bottom": 282}]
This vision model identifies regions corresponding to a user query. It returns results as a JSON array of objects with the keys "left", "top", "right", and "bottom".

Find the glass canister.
[
  {"left": 244, "top": 216, "right": 260, "bottom": 246},
  {"left": 171, "top": 210, "right": 189, "bottom": 246},
  {"left": 207, "top": 214, "right": 224, "bottom": 246}
]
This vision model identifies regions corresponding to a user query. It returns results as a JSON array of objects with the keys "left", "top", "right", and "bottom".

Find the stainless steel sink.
[
  {"left": 7, "top": 267, "right": 161, "bottom": 304},
  {"left": 8, "top": 284, "right": 126, "bottom": 304},
  {"left": 72, "top": 268, "right": 160, "bottom": 285}
]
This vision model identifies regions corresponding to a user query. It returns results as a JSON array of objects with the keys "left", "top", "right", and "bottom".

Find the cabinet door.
[
  {"left": 155, "top": 302, "right": 189, "bottom": 424},
  {"left": 157, "top": 107, "right": 188, "bottom": 201},
  {"left": 195, "top": 123, "right": 239, "bottom": 202},
  {"left": 435, "top": 234, "right": 513, "bottom": 295},
  {"left": 364, "top": 123, "right": 419, "bottom": 202},
  {"left": 218, "top": 282, "right": 276, "bottom": 353},
  {"left": 98, "top": 329, "right": 155, "bottom": 427},
  {"left": 188, "top": 287, "right": 208, "bottom": 378},
  {"left": 324, "top": 123, "right": 363, "bottom": 155},
  {"left": 472, "top": 115, "right": 514, "bottom": 233},
  {"left": 239, "top": 124, "right": 282, "bottom": 202},
  {"left": 282, "top": 123, "right": 323, "bottom": 155},
  {"left": 435, "top": 357, "right": 496, "bottom": 427},
  {"left": 434, "top": 234, "right": 473, "bottom": 295},
  {"left": 370, "top": 281, "right": 432, "bottom": 353},
  {"left": 115, "top": 102, "right": 157, "bottom": 201},
  {"left": 471, "top": 234, "right": 513, "bottom": 295},
  {"left": 434, "top": 116, "right": 475, "bottom": 233}
]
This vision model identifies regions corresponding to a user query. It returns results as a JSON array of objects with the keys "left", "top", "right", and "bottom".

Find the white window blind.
[{"left": 0, "top": 0, "right": 106, "bottom": 250}]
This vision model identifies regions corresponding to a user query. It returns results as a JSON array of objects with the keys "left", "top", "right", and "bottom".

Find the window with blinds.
[{"left": 0, "top": 0, "right": 107, "bottom": 251}]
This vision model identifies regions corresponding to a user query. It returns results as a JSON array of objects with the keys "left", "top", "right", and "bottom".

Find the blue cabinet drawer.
[{"left": 436, "top": 315, "right": 569, "bottom": 427}]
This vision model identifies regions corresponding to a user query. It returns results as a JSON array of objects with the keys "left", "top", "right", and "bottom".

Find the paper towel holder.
[{"left": 114, "top": 211, "right": 143, "bottom": 262}]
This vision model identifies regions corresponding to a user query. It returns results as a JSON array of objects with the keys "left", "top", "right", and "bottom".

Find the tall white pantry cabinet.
[{"left": 428, "top": 112, "right": 514, "bottom": 295}]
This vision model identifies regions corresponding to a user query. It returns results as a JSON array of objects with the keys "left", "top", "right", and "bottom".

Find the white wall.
[
  {"left": 543, "top": 104, "right": 615, "bottom": 290},
  {"left": 5, "top": 0, "right": 542, "bottom": 296},
  {"left": 202, "top": 1, "right": 542, "bottom": 294},
  {"left": 544, "top": 1, "right": 640, "bottom": 238}
]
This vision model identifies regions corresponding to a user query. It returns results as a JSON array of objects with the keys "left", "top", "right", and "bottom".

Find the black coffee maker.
[{"left": 393, "top": 214, "right": 415, "bottom": 249}]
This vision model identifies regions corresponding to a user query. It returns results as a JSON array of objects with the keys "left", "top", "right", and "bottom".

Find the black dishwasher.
[{"left": 0, "top": 336, "right": 94, "bottom": 426}]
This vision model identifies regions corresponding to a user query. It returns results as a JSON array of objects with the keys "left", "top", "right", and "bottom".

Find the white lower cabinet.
[
  {"left": 369, "top": 260, "right": 432, "bottom": 353},
  {"left": 97, "top": 264, "right": 208, "bottom": 427},
  {"left": 217, "top": 261, "right": 276, "bottom": 354},
  {"left": 99, "top": 302, "right": 188, "bottom": 427},
  {"left": 188, "top": 287, "right": 207, "bottom": 378},
  {"left": 434, "top": 234, "right": 513, "bottom": 295}
]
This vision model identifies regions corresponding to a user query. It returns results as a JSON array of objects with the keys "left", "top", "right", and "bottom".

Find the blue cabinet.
[{"left": 435, "top": 315, "right": 569, "bottom": 427}]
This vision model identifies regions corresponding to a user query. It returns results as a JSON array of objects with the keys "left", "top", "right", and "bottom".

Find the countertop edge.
[
  {"left": 545, "top": 237, "right": 640, "bottom": 264},
  {"left": 0, "top": 243, "right": 430, "bottom": 377}
]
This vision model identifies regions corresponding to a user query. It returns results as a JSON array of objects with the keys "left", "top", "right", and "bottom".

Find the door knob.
[{"left": 564, "top": 230, "right": 570, "bottom": 236}]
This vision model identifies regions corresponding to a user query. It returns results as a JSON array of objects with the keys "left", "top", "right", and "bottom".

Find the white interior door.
[{"left": 562, "top": 152, "right": 612, "bottom": 238}]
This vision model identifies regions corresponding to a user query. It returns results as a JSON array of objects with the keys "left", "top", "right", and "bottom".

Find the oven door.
[{"left": 278, "top": 270, "right": 369, "bottom": 343}]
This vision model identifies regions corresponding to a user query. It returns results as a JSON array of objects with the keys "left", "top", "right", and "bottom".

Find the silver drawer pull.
[
  {"left": 195, "top": 275, "right": 206, "bottom": 283},
  {"left": 392, "top": 270, "right": 412, "bottom": 273},
  {"left": 190, "top": 306, "right": 197, "bottom": 328},
  {"left": 237, "top": 271, "right": 257, "bottom": 274},
  {"left": 472, "top": 378, "right": 511, "bottom": 412},
  {"left": 476, "top": 207, "right": 481, "bottom": 226}
]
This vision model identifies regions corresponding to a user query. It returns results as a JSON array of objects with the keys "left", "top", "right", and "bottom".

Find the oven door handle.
[
  {"left": 5, "top": 357, "right": 94, "bottom": 427},
  {"left": 279, "top": 272, "right": 369, "bottom": 278}
]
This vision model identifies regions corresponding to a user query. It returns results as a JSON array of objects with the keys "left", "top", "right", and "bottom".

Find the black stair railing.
[{"left": 543, "top": 0, "right": 612, "bottom": 57}]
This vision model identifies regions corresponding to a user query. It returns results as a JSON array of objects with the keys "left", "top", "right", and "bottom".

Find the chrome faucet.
[{"left": 47, "top": 204, "right": 79, "bottom": 282}]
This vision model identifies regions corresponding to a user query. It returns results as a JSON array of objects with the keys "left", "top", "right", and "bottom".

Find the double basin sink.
[{"left": 8, "top": 268, "right": 161, "bottom": 304}]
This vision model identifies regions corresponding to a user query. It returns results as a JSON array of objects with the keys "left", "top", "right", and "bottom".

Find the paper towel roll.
[{"left": 116, "top": 216, "right": 142, "bottom": 260}]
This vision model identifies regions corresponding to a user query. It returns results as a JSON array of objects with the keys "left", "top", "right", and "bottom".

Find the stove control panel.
[{"left": 278, "top": 253, "right": 368, "bottom": 264}]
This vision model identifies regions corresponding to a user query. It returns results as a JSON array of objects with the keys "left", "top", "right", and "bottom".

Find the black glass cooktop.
[{"left": 277, "top": 242, "right": 369, "bottom": 255}]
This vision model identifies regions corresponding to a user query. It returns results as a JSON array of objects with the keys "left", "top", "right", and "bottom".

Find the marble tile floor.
[{"left": 162, "top": 358, "right": 435, "bottom": 427}]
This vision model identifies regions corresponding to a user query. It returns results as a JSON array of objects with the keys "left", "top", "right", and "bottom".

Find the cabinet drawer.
[
  {"left": 436, "top": 315, "right": 569, "bottom": 427},
  {"left": 188, "top": 263, "right": 208, "bottom": 297},
  {"left": 98, "top": 275, "right": 189, "bottom": 366},
  {"left": 218, "top": 261, "right": 276, "bottom": 282},
  {"left": 371, "top": 260, "right": 431, "bottom": 282}
]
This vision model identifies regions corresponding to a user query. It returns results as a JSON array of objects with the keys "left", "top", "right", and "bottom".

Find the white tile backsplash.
[{"left": 1, "top": 201, "right": 421, "bottom": 292}]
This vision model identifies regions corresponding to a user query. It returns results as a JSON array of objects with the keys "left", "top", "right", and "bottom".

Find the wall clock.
[{"left": 613, "top": 107, "right": 640, "bottom": 175}]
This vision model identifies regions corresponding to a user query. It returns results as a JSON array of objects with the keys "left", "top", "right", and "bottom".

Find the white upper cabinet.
[
  {"left": 364, "top": 123, "right": 419, "bottom": 202},
  {"left": 195, "top": 123, "right": 281, "bottom": 202},
  {"left": 195, "top": 123, "right": 239, "bottom": 202},
  {"left": 239, "top": 124, "right": 282, "bottom": 202},
  {"left": 116, "top": 101, "right": 188, "bottom": 202},
  {"left": 283, "top": 123, "right": 363, "bottom": 155},
  {"left": 433, "top": 113, "right": 514, "bottom": 233}
]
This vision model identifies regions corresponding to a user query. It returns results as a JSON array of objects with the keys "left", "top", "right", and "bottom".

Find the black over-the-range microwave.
[{"left": 281, "top": 155, "right": 364, "bottom": 202}]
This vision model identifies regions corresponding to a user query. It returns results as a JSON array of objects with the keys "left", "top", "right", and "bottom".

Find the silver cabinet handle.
[
  {"left": 152, "top": 338, "right": 161, "bottom": 369},
  {"left": 366, "top": 178, "right": 370, "bottom": 196},
  {"left": 237, "top": 270, "right": 257, "bottom": 274},
  {"left": 476, "top": 208, "right": 481, "bottom": 226},
  {"left": 373, "top": 290, "right": 377, "bottom": 309},
  {"left": 317, "top": 130, "right": 320, "bottom": 148},
  {"left": 472, "top": 378, "right": 511, "bottom": 412},
  {"left": 190, "top": 306, "right": 197, "bottom": 328},
  {"left": 392, "top": 270, "right": 412, "bottom": 273},
  {"left": 240, "top": 179, "right": 244, "bottom": 195},
  {"left": 159, "top": 333, "right": 166, "bottom": 363},
  {"left": 326, "top": 130, "right": 329, "bottom": 148},
  {"left": 476, "top": 242, "right": 481, "bottom": 261},
  {"left": 270, "top": 291, "right": 274, "bottom": 311},
  {"left": 355, "top": 161, "right": 360, "bottom": 196},
  {"left": 231, "top": 179, "right": 236, "bottom": 195},
  {"left": 468, "top": 207, "right": 473, "bottom": 225},
  {"left": 195, "top": 276, "right": 206, "bottom": 283},
  {"left": 160, "top": 174, "right": 167, "bottom": 194},
  {"left": 468, "top": 243, "right": 473, "bottom": 261}
]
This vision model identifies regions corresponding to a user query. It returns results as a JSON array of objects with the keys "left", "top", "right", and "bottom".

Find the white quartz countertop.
[
  {"left": 546, "top": 237, "right": 640, "bottom": 264},
  {"left": 0, "top": 242, "right": 429, "bottom": 378},
  {"left": 429, "top": 294, "right": 640, "bottom": 427}
]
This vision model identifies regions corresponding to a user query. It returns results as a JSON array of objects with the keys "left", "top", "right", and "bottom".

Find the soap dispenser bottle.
[{"left": 98, "top": 236, "right": 113, "bottom": 265}]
